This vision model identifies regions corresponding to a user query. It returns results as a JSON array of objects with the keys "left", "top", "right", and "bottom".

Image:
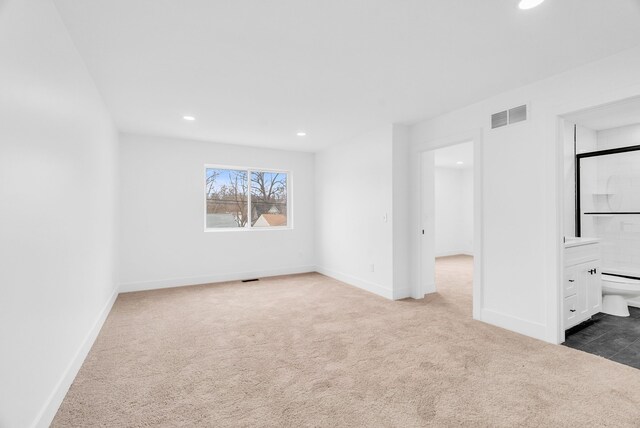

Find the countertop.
[{"left": 564, "top": 237, "right": 600, "bottom": 248}]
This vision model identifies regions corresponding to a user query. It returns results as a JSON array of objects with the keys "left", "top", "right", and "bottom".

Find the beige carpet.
[{"left": 53, "top": 256, "right": 640, "bottom": 427}]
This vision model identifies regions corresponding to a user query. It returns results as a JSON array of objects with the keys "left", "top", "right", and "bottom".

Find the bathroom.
[{"left": 561, "top": 97, "right": 640, "bottom": 368}]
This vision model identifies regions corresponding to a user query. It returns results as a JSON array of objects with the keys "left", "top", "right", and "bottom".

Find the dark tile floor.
[{"left": 563, "top": 306, "right": 640, "bottom": 369}]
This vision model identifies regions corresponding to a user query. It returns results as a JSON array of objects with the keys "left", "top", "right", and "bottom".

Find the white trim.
[
  {"left": 481, "top": 308, "right": 547, "bottom": 341},
  {"left": 553, "top": 93, "right": 640, "bottom": 344},
  {"left": 316, "top": 266, "right": 394, "bottom": 300},
  {"left": 413, "top": 129, "right": 484, "bottom": 320},
  {"left": 203, "top": 226, "right": 294, "bottom": 233},
  {"left": 472, "top": 132, "right": 484, "bottom": 321},
  {"left": 435, "top": 250, "right": 474, "bottom": 258},
  {"left": 203, "top": 164, "right": 292, "bottom": 231},
  {"left": 555, "top": 116, "right": 568, "bottom": 344},
  {"left": 393, "top": 287, "right": 413, "bottom": 300},
  {"left": 32, "top": 288, "right": 118, "bottom": 428},
  {"left": 204, "top": 163, "right": 291, "bottom": 174},
  {"left": 120, "top": 265, "right": 316, "bottom": 293}
]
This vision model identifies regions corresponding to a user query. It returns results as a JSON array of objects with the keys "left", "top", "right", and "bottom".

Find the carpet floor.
[{"left": 53, "top": 256, "right": 640, "bottom": 427}]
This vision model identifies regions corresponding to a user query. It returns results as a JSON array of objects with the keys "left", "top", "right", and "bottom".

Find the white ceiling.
[
  {"left": 434, "top": 141, "right": 473, "bottom": 169},
  {"left": 564, "top": 96, "right": 640, "bottom": 131},
  {"left": 53, "top": 0, "right": 640, "bottom": 152}
]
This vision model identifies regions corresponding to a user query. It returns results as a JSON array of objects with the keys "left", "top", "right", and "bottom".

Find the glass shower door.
[{"left": 578, "top": 148, "right": 640, "bottom": 277}]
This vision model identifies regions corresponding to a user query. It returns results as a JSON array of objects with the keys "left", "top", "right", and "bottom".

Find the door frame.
[
  {"left": 554, "top": 93, "right": 640, "bottom": 344},
  {"left": 413, "top": 129, "right": 483, "bottom": 320}
]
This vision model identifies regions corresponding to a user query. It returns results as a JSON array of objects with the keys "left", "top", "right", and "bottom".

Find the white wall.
[
  {"left": 461, "top": 168, "right": 474, "bottom": 253},
  {"left": 435, "top": 167, "right": 473, "bottom": 257},
  {"left": 597, "top": 123, "right": 640, "bottom": 150},
  {"left": 392, "top": 125, "right": 411, "bottom": 299},
  {"left": 577, "top": 125, "right": 598, "bottom": 153},
  {"left": 315, "top": 125, "right": 395, "bottom": 298},
  {"left": 407, "top": 45, "right": 640, "bottom": 344},
  {"left": 118, "top": 134, "right": 315, "bottom": 291},
  {"left": 0, "top": 1, "right": 119, "bottom": 427}
]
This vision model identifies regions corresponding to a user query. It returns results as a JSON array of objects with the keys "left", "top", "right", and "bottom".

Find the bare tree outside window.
[
  {"left": 206, "top": 169, "right": 248, "bottom": 228},
  {"left": 250, "top": 171, "right": 287, "bottom": 227},
  {"left": 205, "top": 167, "right": 288, "bottom": 229}
]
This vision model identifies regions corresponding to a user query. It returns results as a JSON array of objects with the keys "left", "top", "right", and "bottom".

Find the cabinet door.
[
  {"left": 587, "top": 264, "right": 602, "bottom": 315},
  {"left": 576, "top": 264, "right": 590, "bottom": 319}
]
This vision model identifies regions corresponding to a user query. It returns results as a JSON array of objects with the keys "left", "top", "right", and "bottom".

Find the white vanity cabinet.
[{"left": 564, "top": 239, "right": 602, "bottom": 330}]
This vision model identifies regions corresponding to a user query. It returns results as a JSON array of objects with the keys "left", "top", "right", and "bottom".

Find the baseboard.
[
  {"left": 435, "top": 250, "right": 474, "bottom": 258},
  {"left": 423, "top": 282, "right": 437, "bottom": 297},
  {"left": 316, "top": 266, "right": 393, "bottom": 300},
  {"left": 119, "top": 265, "right": 316, "bottom": 293},
  {"left": 32, "top": 288, "right": 118, "bottom": 428},
  {"left": 393, "top": 287, "right": 412, "bottom": 300},
  {"left": 480, "top": 308, "right": 548, "bottom": 342}
]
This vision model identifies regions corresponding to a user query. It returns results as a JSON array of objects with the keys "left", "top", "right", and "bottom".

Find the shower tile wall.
[
  {"left": 581, "top": 124, "right": 640, "bottom": 279},
  {"left": 597, "top": 123, "right": 640, "bottom": 151},
  {"left": 564, "top": 124, "right": 597, "bottom": 237}
]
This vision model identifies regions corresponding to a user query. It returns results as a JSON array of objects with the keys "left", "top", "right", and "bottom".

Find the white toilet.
[{"left": 601, "top": 274, "right": 640, "bottom": 317}]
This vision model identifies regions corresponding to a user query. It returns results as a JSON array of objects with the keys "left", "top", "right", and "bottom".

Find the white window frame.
[{"left": 204, "top": 164, "right": 293, "bottom": 232}]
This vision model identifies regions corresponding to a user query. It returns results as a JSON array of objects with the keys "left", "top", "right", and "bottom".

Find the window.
[{"left": 205, "top": 166, "right": 289, "bottom": 229}]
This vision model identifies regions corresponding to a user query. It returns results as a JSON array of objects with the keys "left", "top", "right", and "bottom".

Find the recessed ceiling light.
[
  {"left": 296, "top": 131, "right": 307, "bottom": 137},
  {"left": 183, "top": 115, "right": 195, "bottom": 121},
  {"left": 456, "top": 161, "right": 464, "bottom": 165},
  {"left": 518, "top": 0, "right": 545, "bottom": 10}
]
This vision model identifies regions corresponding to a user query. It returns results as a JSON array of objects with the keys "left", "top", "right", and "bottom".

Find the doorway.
[
  {"left": 557, "top": 95, "right": 640, "bottom": 360},
  {"left": 434, "top": 142, "right": 474, "bottom": 259},
  {"left": 420, "top": 137, "right": 481, "bottom": 319}
]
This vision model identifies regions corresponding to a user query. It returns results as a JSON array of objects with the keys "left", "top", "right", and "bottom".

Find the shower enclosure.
[{"left": 576, "top": 144, "right": 640, "bottom": 281}]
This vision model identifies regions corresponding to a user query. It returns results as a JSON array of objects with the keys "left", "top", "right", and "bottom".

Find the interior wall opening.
[
  {"left": 422, "top": 140, "right": 475, "bottom": 313},
  {"left": 559, "top": 95, "right": 640, "bottom": 369}
]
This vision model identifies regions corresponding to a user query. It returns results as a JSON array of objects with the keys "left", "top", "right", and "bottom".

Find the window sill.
[{"left": 204, "top": 227, "right": 294, "bottom": 233}]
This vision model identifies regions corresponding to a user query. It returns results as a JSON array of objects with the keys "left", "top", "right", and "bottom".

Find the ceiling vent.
[{"left": 491, "top": 104, "right": 528, "bottom": 129}]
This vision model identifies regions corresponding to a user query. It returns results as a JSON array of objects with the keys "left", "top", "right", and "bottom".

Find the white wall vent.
[
  {"left": 491, "top": 110, "right": 508, "bottom": 129},
  {"left": 491, "top": 104, "right": 528, "bottom": 129}
]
